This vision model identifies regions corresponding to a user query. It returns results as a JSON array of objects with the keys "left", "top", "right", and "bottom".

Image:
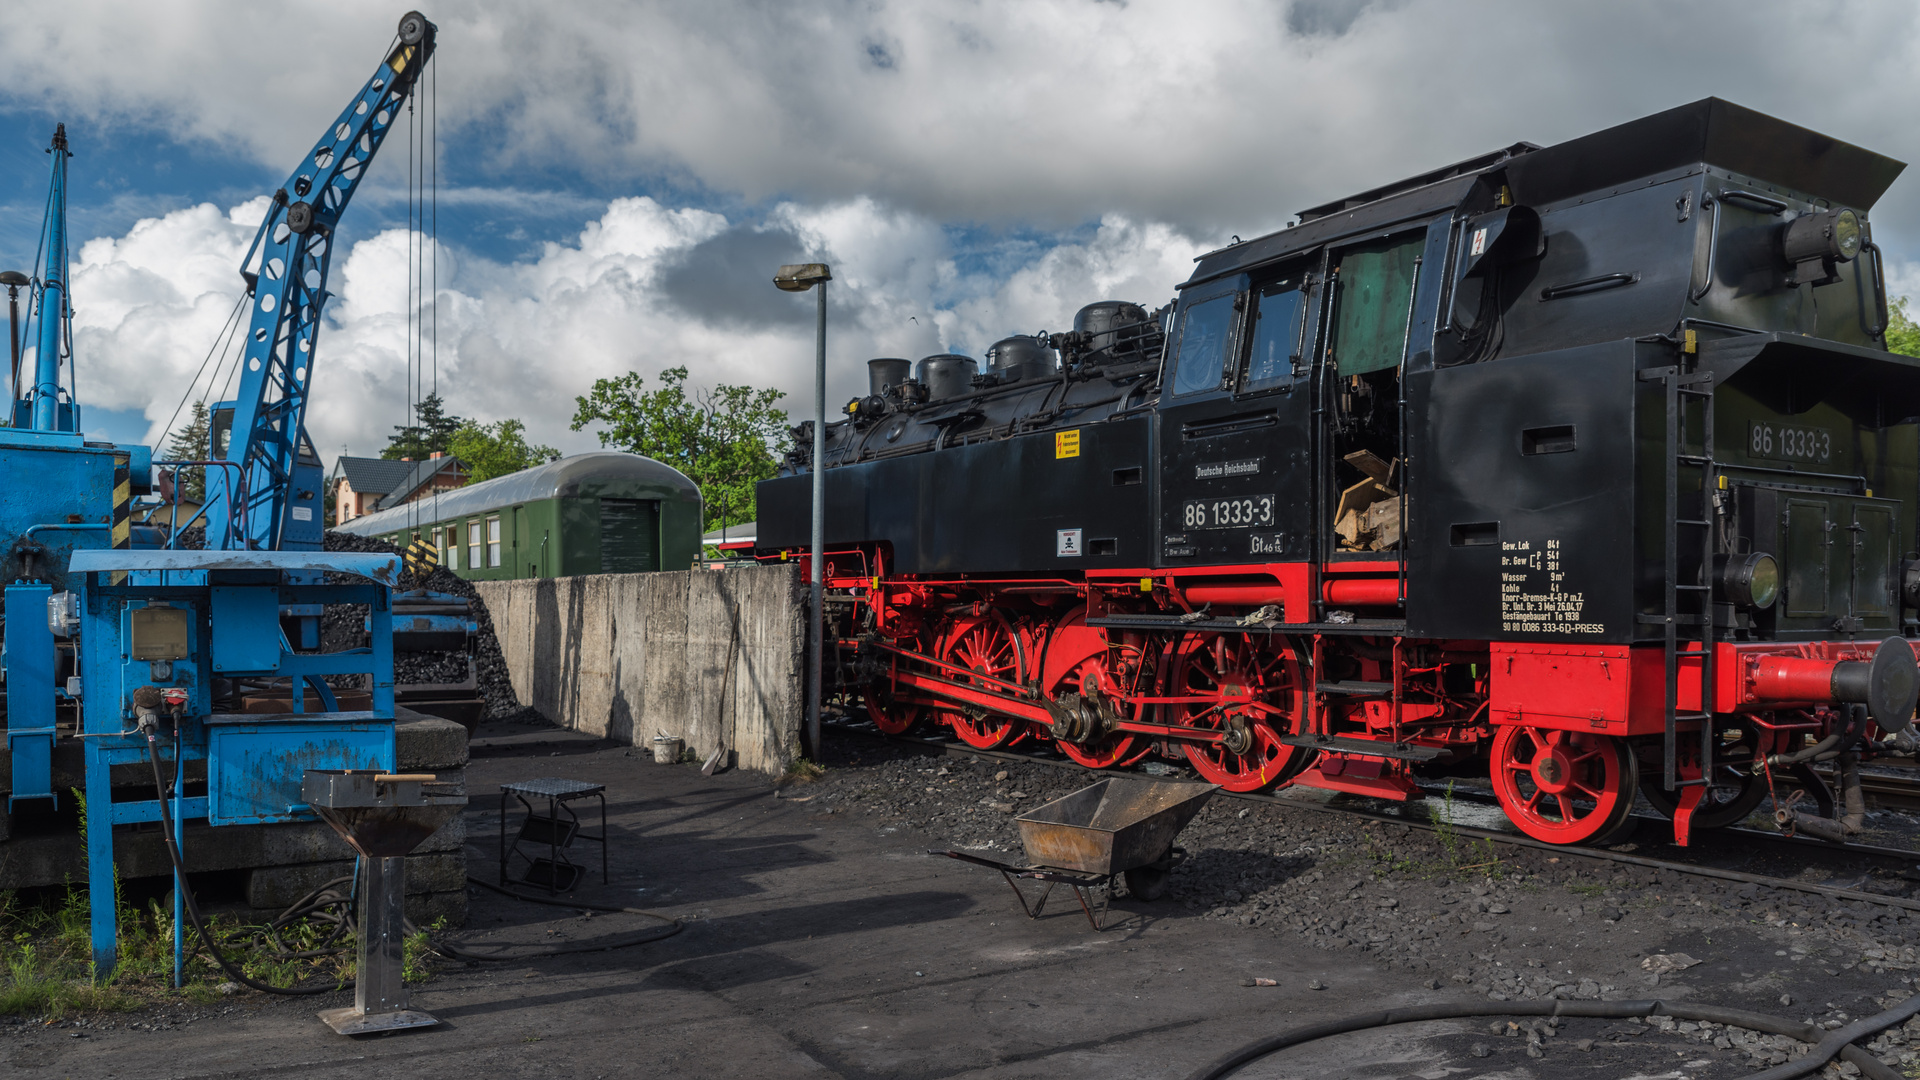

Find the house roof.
[
  {"left": 375, "top": 456, "right": 465, "bottom": 510},
  {"left": 334, "top": 456, "right": 416, "bottom": 496}
]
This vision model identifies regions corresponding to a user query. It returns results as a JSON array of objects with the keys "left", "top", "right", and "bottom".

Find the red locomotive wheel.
[
  {"left": 1042, "top": 612, "right": 1145, "bottom": 770},
  {"left": 935, "top": 614, "right": 1027, "bottom": 751},
  {"left": 865, "top": 689, "right": 922, "bottom": 735},
  {"left": 1490, "top": 725, "right": 1637, "bottom": 845},
  {"left": 1165, "top": 633, "right": 1308, "bottom": 793}
]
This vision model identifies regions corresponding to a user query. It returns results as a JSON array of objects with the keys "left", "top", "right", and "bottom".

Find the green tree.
[
  {"left": 570, "top": 366, "right": 787, "bottom": 530},
  {"left": 447, "top": 418, "right": 560, "bottom": 483},
  {"left": 382, "top": 392, "right": 464, "bottom": 460},
  {"left": 163, "top": 400, "right": 211, "bottom": 502},
  {"left": 1887, "top": 296, "right": 1920, "bottom": 359}
]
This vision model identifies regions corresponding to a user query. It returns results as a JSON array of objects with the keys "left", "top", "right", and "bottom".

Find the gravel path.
[{"left": 806, "top": 735, "right": 1920, "bottom": 1074}]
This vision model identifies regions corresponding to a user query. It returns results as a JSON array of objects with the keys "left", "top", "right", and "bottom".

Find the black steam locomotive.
[{"left": 754, "top": 98, "right": 1920, "bottom": 847}]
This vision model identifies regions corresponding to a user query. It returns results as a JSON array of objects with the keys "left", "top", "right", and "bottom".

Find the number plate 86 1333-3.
[
  {"left": 1182, "top": 495, "right": 1275, "bottom": 530},
  {"left": 1748, "top": 421, "right": 1831, "bottom": 464}
]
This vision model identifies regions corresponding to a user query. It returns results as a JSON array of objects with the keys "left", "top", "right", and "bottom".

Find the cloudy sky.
[{"left": 1, "top": 0, "right": 1916, "bottom": 461}]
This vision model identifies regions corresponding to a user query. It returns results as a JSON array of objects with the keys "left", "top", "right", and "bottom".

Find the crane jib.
[{"left": 210, "top": 11, "right": 436, "bottom": 550}]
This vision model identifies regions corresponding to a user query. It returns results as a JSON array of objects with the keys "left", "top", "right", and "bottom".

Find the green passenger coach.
[{"left": 333, "top": 452, "right": 703, "bottom": 579}]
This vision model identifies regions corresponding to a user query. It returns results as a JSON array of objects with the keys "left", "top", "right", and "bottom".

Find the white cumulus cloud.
[{"left": 63, "top": 192, "right": 1200, "bottom": 461}]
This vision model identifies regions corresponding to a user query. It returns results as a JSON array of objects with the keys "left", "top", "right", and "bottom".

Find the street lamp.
[{"left": 773, "top": 262, "right": 831, "bottom": 761}]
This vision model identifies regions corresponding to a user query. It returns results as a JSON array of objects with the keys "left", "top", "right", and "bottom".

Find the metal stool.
[{"left": 499, "top": 778, "right": 608, "bottom": 893}]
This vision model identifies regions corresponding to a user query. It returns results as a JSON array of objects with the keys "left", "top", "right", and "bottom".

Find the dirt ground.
[{"left": 7, "top": 718, "right": 1920, "bottom": 1080}]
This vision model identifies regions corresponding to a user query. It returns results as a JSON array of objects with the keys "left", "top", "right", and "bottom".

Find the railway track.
[{"left": 825, "top": 716, "right": 1920, "bottom": 914}]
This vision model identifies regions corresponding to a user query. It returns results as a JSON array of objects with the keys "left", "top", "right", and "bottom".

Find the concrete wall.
[{"left": 477, "top": 564, "right": 804, "bottom": 775}]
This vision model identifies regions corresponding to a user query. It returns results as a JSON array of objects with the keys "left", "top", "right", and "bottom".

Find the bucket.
[{"left": 651, "top": 736, "right": 684, "bottom": 765}]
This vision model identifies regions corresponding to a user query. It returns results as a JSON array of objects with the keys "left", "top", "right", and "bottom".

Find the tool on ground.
[
  {"left": 936, "top": 776, "right": 1216, "bottom": 930},
  {"left": 304, "top": 769, "right": 466, "bottom": 1035}
]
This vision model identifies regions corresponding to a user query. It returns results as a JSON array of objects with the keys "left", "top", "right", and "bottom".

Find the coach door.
[{"left": 1156, "top": 265, "right": 1317, "bottom": 567}]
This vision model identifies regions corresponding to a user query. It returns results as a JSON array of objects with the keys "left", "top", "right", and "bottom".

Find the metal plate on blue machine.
[{"left": 206, "top": 714, "right": 395, "bottom": 825}]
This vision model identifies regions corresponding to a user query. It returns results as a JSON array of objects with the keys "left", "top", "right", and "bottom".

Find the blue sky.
[{"left": 3, "top": 0, "right": 1917, "bottom": 461}]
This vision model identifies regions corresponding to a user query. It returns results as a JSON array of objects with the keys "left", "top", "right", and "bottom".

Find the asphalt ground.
[{"left": 8, "top": 718, "right": 1920, "bottom": 1079}]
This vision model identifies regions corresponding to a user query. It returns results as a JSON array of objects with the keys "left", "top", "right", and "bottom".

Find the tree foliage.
[
  {"left": 1887, "top": 296, "right": 1920, "bottom": 359},
  {"left": 570, "top": 366, "right": 787, "bottom": 530},
  {"left": 163, "top": 400, "right": 211, "bottom": 502},
  {"left": 382, "top": 392, "right": 463, "bottom": 460},
  {"left": 448, "top": 419, "right": 560, "bottom": 484}
]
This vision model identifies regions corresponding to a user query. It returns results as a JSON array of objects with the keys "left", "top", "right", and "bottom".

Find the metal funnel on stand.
[{"left": 303, "top": 770, "right": 466, "bottom": 1036}]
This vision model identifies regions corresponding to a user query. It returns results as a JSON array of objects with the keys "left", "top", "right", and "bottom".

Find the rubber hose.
[
  {"left": 1767, "top": 732, "right": 1841, "bottom": 768},
  {"left": 145, "top": 732, "right": 344, "bottom": 996},
  {"left": 145, "top": 737, "right": 681, "bottom": 983},
  {"left": 432, "top": 875, "right": 683, "bottom": 961},
  {"left": 1183, "top": 997, "right": 1912, "bottom": 1080}
]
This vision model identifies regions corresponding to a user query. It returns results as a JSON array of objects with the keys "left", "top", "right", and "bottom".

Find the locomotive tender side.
[{"left": 756, "top": 98, "right": 1920, "bottom": 847}]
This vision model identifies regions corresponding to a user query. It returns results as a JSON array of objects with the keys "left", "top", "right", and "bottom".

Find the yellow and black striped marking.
[
  {"left": 112, "top": 455, "right": 130, "bottom": 583},
  {"left": 404, "top": 536, "right": 439, "bottom": 576}
]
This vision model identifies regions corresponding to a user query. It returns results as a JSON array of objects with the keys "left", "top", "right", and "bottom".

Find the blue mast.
[{"left": 28, "top": 124, "right": 71, "bottom": 432}]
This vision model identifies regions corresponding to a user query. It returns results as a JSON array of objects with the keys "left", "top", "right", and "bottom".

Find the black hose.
[
  {"left": 141, "top": 731, "right": 680, "bottom": 987},
  {"left": 145, "top": 730, "right": 343, "bottom": 996},
  {"left": 1184, "top": 997, "right": 1913, "bottom": 1080}
]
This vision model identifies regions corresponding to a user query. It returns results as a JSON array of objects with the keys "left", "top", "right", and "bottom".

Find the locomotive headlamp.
[
  {"left": 1781, "top": 208, "right": 1861, "bottom": 286},
  {"left": 1717, "top": 551, "right": 1780, "bottom": 609},
  {"left": 773, "top": 263, "right": 832, "bottom": 292}
]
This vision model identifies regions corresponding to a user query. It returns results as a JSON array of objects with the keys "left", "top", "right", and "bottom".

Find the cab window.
[
  {"left": 1168, "top": 292, "right": 1239, "bottom": 396},
  {"left": 1242, "top": 281, "right": 1304, "bottom": 392}
]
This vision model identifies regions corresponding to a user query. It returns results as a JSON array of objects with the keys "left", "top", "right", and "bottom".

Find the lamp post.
[{"left": 773, "top": 262, "right": 831, "bottom": 760}]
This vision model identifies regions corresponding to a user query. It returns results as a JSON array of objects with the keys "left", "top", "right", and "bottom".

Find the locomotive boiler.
[{"left": 754, "top": 98, "right": 1920, "bottom": 847}]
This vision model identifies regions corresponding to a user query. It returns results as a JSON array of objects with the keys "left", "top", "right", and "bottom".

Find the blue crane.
[{"left": 207, "top": 10, "right": 436, "bottom": 550}]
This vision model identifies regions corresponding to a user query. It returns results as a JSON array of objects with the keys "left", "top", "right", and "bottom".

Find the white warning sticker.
[
  {"left": 1470, "top": 227, "right": 1489, "bottom": 257},
  {"left": 1056, "top": 528, "right": 1083, "bottom": 557}
]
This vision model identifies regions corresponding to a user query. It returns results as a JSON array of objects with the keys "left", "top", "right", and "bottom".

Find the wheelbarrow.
[{"left": 935, "top": 776, "right": 1218, "bottom": 930}]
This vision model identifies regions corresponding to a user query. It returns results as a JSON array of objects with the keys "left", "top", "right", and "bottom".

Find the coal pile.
[{"left": 322, "top": 530, "right": 521, "bottom": 716}]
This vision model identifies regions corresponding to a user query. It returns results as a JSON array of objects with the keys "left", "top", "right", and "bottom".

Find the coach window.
[
  {"left": 1168, "top": 291, "right": 1240, "bottom": 396},
  {"left": 1241, "top": 279, "right": 1305, "bottom": 392},
  {"left": 486, "top": 516, "right": 502, "bottom": 568},
  {"left": 443, "top": 526, "right": 459, "bottom": 569},
  {"left": 467, "top": 519, "right": 482, "bottom": 569}
]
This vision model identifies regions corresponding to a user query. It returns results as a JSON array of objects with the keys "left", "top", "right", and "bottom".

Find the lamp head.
[{"left": 774, "top": 263, "right": 832, "bottom": 292}]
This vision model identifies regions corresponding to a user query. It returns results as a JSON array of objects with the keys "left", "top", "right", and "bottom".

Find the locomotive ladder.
[{"left": 1637, "top": 365, "right": 1717, "bottom": 796}]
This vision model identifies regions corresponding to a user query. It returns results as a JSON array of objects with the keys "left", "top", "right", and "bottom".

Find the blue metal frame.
[
  {"left": 208, "top": 20, "right": 435, "bottom": 551},
  {"left": 70, "top": 550, "right": 400, "bottom": 974}
]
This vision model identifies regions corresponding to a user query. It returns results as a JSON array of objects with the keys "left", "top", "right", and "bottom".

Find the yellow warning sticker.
[{"left": 1055, "top": 429, "right": 1081, "bottom": 459}]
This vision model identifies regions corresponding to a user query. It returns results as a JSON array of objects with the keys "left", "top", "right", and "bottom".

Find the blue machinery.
[{"left": 0, "top": 11, "right": 438, "bottom": 980}]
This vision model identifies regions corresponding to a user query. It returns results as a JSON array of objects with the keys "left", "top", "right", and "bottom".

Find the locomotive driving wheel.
[
  {"left": 1040, "top": 610, "right": 1146, "bottom": 769},
  {"left": 1633, "top": 724, "right": 1772, "bottom": 831},
  {"left": 865, "top": 684, "right": 923, "bottom": 735},
  {"left": 1490, "top": 725, "right": 1637, "bottom": 845},
  {"left": 1164, "top": 633, "right": 1309, "bottom": 793},
  {"left": 934, "top": 613, "right": 1027, "bottom": 750}
]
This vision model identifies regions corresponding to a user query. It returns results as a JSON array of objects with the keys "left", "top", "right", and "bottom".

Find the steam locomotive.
[{"left": 753, "top": 98, "right": 1920, "bottom": 847}]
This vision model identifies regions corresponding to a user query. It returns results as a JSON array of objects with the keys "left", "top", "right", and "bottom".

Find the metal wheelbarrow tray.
[{"left": 935, "top": 776, "right": 1218, "bottom": 930}]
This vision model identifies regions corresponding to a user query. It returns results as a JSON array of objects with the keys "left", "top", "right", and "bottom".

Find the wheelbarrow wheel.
[{"left": 1123, "top": 865, "right": 1170, "bottom": 901}]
